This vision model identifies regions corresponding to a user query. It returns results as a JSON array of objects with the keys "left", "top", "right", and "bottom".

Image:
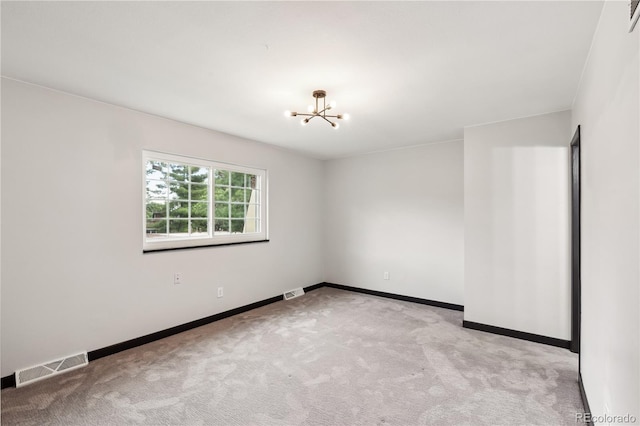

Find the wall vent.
[
  {"left": 284, "top": 287, "right": 305, "bottom": 300},
  {"left": 15, "top": 352, "right": 88, "bottom": 387}
]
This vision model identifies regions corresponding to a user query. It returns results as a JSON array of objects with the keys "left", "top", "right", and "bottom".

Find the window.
[{"left": 143, "top": 151, "right": 267, "bottom": 251}]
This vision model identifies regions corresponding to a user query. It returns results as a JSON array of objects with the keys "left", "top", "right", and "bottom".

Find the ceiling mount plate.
[{"left": 312, "top": 90, "right": 326, "bottom": 99}]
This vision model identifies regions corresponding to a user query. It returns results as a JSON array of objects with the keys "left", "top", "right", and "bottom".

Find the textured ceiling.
[{"left": 1, "top": 1, "right": 603, "bottom": 159}]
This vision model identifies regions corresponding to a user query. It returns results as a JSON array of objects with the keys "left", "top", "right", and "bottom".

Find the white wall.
[
  {"left": 571, "top": 1, "right": 639, "bottom": 421},
  {"left": 324, "top": 141, "right": 464, "bottom": 305},
  {"left": 464, "top": 111, "right": 571, "bottom": 340},
  {"left": 0, "top": 78, "right": 325, "bottom": 377}
]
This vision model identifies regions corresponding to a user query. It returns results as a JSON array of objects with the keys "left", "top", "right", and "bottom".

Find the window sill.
[{"left": 143, "top": 239, "right": 269, "bottom": 253}]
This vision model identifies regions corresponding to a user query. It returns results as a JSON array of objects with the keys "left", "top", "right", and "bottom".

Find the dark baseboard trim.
[
  {"left": 323, "top": 282, "right": 464, "bottom": 311},
  {"left": 87, "top": 294, "right": 286, "bottom": 362},
  {"left": 462, "top": 320, "right": 570, "bottom": 349},
  {"left": 1, "top": 374, "right": 16, "bottom": 389},
  {"left": 1, "top": 281, "right": 464, "bottom": 390},
  {"left": 303, "top": 283, "right": 325, "bottom": 293},
  {"left": 578, "top": 373, "right": 593, "bottom": 425}
]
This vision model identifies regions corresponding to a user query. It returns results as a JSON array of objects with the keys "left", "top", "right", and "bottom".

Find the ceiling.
[{"left": 1, "top": 1, "right": 603, "bottom": 159}]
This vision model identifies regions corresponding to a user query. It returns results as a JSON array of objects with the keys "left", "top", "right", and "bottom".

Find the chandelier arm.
[
  {"left": 320, "top": 115, "right": 336, "bottom": 126},
  {"left": 297, "top": 112, "right": 325, "bottom": 120},
  {"left": 297, "top": 111, "right": 340, "bottom": 119}
]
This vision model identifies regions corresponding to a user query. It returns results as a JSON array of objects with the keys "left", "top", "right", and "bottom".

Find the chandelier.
[{"left": 285, "top": 90, "right": 349, "bottom": 129}]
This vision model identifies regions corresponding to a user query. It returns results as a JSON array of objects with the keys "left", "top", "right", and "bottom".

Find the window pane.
[
  {"left": 230, "top": 219, "right": 245, "bottom": 233},
  {"left": 146, "top": 219, "right": 167, "bottom": 236},
  {"left": 146, "top": 161, "right": 166, "bottom": 180},
  {"left": 146, "top": 201, "right": 167, "bottom": 219},
  {"left": 215, "top": 219, "right": 229, "bottom": 233},
  {"left": 190, "top": 183, "right": 208, "bottom": 201},
  {"left": 169, "top": 201, "right": 189, "bottom": 218},
  {"left": 247, "top": 174, "right": 257, "bottom": 189},
  {"left": 169, "top": 180, "right": 189, "bottom": 200},
  {"left": 243, "top": 219, "right": 259, "bottom": 233},
  {"left": 231, "top": 172, "right": 245, "bottom": 187},
  {"left": 169, "top": 163, "right": 188, "bottom": 182},
  {"left": 215, "top": 187, "right": 229, "bottom": 202},
  {"left": 215, "top": 170, "right": 229, "bottom": 186},
  {"left": 231, "top": 204, "right": 247, "bottom": 218},
  {"left": 191, "top": 202, "right": 208, "bottom": 218},
  {"left": 231, "top": 188, "right": 245, "bottom": 203},
  {"left": 215, "top": 203, "right": 229, "bottom": 218},
  {"left": 190, "top": 219, "right": 208, "bottom": 235},
  {"left": 189, "top": 166, "right": 209, "bottom": 184},
  {"left": 245, "top": 204, "right": 259, "bottom": 220},
  {"left": 247, "top": 189, "right": 258, "bottom": 204},
  {"left": 146, "top": 180, "right": 168, "bottom": 198},
  {"left": 169, "top": 220, "right": 189, "bottom": 234}
]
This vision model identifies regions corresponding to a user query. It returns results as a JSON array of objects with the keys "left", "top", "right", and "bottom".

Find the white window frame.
[{"left": 142, "top": 150, "right": 268, "bottom": 252}]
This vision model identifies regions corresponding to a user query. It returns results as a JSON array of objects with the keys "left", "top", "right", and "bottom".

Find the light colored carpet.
[{"left": 1, "top": 287, "right": 583, "bottom": 425}]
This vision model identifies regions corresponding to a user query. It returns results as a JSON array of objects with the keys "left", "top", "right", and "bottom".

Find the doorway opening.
[{"left": 570, "top": 126, "right": 581, "bottom": 355}]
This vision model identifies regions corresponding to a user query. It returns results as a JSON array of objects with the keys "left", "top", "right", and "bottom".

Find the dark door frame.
[{"left": 570, "top": 126, "right": 581, "bottom": 355}]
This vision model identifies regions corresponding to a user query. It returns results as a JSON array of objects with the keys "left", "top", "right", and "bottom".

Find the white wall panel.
[
  {"left": 571, "top": 1, "right": 639, "bottom": 420},
  {"left": 324, "top": 141, "right": 464, "bottom": 305},
  {"left": 464, "top": 111, "right": 571, "bottom": 340},
  {"left": 1, "top": 79, "right": 325, "bottom": 376}
]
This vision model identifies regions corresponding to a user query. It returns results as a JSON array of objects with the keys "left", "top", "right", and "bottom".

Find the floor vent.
[
  {"left": 284, "top": 287, "right": 305, "bottom": 300},
  {"left": 16, "top": 352, "right": 88, "bottom": 387}
]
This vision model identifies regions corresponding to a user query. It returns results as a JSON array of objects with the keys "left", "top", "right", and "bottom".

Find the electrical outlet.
[
  {"left": 217, "top": 287, "right": 224, "bottom": 298},
  {"left": 383, "top": 271, "right": 390, "bottom": 280},
  {"left": 174, "top": 273, "right": 183, "bottom": 285}
]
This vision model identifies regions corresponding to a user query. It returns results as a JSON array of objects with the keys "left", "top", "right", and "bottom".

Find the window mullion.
[
  {"left": 187, "top": 166, "right": 192, "bottom": 236},
  {"left": 165, "top": 172, "right": 170, "bottom": 236},
  {"left": 210, "top": 167, "right": 214, "bottom": 237}
]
